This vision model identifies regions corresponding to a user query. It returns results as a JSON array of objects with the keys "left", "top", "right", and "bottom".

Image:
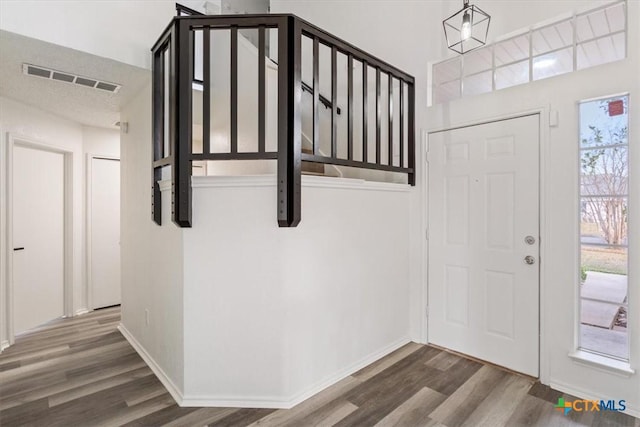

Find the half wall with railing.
[{"left": 151, "top": 12, "right": 415, "bottom": 227}]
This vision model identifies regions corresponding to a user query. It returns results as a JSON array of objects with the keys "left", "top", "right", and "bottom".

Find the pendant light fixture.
[{"left": 443, "top": 0, "right": 491, "bottom": 54}]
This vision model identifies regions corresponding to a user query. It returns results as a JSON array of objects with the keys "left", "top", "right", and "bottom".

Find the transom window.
[{"left": 432, "top": 1, "right": 627, "bottom": 104}]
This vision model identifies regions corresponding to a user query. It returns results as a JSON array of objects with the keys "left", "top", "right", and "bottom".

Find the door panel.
[
  {"left": 90, "top": 158, "right": 121, "bottom": 309},
  {"left": 13, "top": 146, "right": 65, "bottom": 334},
  {"left": 428, "top": 115, "right": 540, "bottom": 377}
]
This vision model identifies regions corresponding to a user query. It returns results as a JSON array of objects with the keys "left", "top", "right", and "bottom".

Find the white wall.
[
  {"left": 181, "top": 175, "right": 410, "bottom": 406},
  {"left": 82, "top": 126, "right": 120, "bottom": 158},
  {"left": 270, "top": 0, "right": 439, "bottom": 342},
  {"left": 0, "top": 0, "right": 175, "bottom": 70},
  {"left": 119, "top": 83, "right": 185, "bottom": 395},
  {"left": 426, "top": 0, "right": 640, "bottom": 416},
  {"left": 0, "top": 97, "right": 121, "bottom": 348}
]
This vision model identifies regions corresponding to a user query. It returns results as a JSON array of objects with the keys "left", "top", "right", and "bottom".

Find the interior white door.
[
  {"left": 428, "top": 114, "right": 540, "bottom": 377},
  {"left": 12, "top": 145, "right": 65, "bottom": 334},
  {"left": 90, "top": 157, "right": 121, "bottom": 309}
]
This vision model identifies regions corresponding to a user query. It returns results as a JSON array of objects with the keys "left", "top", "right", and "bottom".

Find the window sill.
[{"left": 569, "top": 350, "right": 635, "bottom": 377}]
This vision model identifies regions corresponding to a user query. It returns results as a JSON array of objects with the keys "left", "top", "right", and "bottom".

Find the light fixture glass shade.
[{"left": 443, "top": 2, "right": 491, "bottom": 54}]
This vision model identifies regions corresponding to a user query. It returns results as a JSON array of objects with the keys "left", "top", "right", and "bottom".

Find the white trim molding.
[
  {"left": 120, "top": 321, "right": 410, "bottom": 409},
  {"left": 3, "top": 133, "right": 75, "bottom": 346},
  {"left": 179, "top": 337, "right": 411, "bottom": 408},
  {"left": 85, "top": 154, "right": 120, "bottom": 311},
  {"left": 568, "top": 350, "right": 635, "bottom": 377},
  {"left": 424, "top": 109, "right": 549, "bottom": 383},
  {"left": 189, "top": 174, "right": 411, "bottom": 193}
]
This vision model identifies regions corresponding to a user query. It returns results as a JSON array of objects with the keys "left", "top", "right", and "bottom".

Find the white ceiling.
[{"left": 0, "top": 30, "right": 150, "bottom": 129}]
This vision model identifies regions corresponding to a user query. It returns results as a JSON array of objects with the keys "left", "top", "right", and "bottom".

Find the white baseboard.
[
  {"left": 180, "top": 336, "right": 412, "bottom": 408},
  {"left": 550, "top": 380, "right": 640, "bottom": 418},
  {"left": 75, "top": 308, "right": 92, "bottom": 316},
  {"left": 0, "top": 339, "right": 9, "bottom": 352},
  {"left": 117, "top": 323, "right": 184, "bottom": 406},
  {"left": 118, "top": 326, "right": 410, "bottom": 409}
]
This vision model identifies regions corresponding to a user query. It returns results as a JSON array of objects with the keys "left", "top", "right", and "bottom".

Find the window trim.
[{"left": 576, "top": 93, "right": 630, "bottom": 364}]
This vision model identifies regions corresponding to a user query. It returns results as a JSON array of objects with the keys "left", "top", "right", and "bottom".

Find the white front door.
[
  {"left": 427, "top": 114, "right": 540, "bottom": 377},
  {"left": 12, "top": 145, "right": 65, "bottom": 334},
  {"left": 90, "top": 157, "right": 121, "bottom": 309}
]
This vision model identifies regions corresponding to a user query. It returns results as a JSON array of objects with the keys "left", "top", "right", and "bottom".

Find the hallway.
[{"left": 0, "top": 308, "right": 637, "bottom": 426}]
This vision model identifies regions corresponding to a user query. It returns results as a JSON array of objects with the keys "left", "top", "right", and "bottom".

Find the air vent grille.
[{"left": 23, "top": 63, "right": 121, "bottom": 93}]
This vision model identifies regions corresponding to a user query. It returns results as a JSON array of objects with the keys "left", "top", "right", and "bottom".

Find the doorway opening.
[
  {"left": 7, "top": 134, "right": 74, "bottom": 340},
  {"left": 427, "top": 114, "right": 541, "bottom": 377}
]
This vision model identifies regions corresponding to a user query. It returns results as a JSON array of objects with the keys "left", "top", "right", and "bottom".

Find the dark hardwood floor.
[{"left": 0, "top": 307, "right": 637, "bottom": 426}]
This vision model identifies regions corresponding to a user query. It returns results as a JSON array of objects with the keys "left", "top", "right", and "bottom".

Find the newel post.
[
  {"left": 277, "top": 16, "right": 302, "bottom": 227},
  {"left": 172, "top": 18, "right": 194, "bottom": 227}
]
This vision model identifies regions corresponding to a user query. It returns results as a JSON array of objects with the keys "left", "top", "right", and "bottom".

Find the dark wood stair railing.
[{"left": 151, "top": 12, "right": 415, "bottom": 228}]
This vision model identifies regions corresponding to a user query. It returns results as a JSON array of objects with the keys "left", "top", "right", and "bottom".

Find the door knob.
[
  {"left": 524, "top": 255, "right": 535, "bottom": 265},
  {"left": 525, "top": 236, "right": 536, "bottom": 245},
  {"left": 13, "top": 247, "right": 25, "bottom": 251}
]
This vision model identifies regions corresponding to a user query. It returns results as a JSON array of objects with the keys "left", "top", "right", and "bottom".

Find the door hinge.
[
  {"left": 425, "top": 305, "right": 429, "bottom": 317},
  {"left": 426, "top": 150, "right": 430, "bottom": 163},
  {"left": 425, "top": 228, "right": 429, "bottom": 240}
]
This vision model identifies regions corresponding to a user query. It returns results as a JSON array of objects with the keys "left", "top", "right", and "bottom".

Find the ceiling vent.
[{"left": 22, "top": 64, "right": 121, "bottom": 94}]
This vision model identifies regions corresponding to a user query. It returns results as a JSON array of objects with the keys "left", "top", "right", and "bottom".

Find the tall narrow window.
[{"left": 579, "top": 95, "right": 629, "bottom": 361}]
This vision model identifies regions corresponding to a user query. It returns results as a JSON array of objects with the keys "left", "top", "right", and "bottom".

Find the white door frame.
[
  {"left": 85, "top": 154, "right": 120, "bottom": 311},
  {"left": 422, "top": 108, "right": 550, "bottom": 384},
  {"left": 4, "top": 133, "right": 74, "bottom": 345}
]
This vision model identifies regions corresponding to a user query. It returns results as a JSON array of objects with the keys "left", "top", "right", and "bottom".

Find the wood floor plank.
[
  {"left": 373, "top": 387, "right": 447, "bottom": 427},
  {"left": 120, "top": 404, "right": 201, "bottom": 427},
  {"left": 353, "top": 342, "right": 423, "bottom": 381},
  {"left": 344, "top": 345, "right": 441, "bottom": 406},
  {"left": 0, "top": 361, "right": 147, "bottom": 411},
  {"left": 90, "top": 393, "right": 177, "bottom": 427},
  {"left": 125, "top": 385, "right": 169, "bottom": 407},
  {"left": 0, "top": 370, "right": 67, "bottom": 402},
  {"left": 42, "top": 375, "right": 161, "bottom": 426},
  {"left": 0, "top": 344, "right": 70, "bottom": 364},
  {"left": 210, "top": 408, "right": 276, "bottom": 427},
  {"left": 1, "top": 307, "right": 637, "bottom": 427},
  {"left": 162, "top": 407, "right": 239, "bottom": 427},
  {"left": 459, "top": 372, "right": 534, "bottom": 427},
  {"left": 422, "top": 356, "right": 484, "bottom": 397},
  {"left": 64, "top": 350, "right": 142, "bottom": 379},
  {"left": 67, "top": 330, "right": 125, "bottom": 349},
  {"left": 0, "top": 397, "right": 50, "bottom": 426},
  {"left": 335, "top": 348, "right": 446, "bottom": 426},
  {"left": 0, "top": 340, "right": 132, "bottom": 383},
  {"left": 535, "top": 404, "right": 595, "bottom": 427},
  {"left": 47, "top": 366, "right": 153, "bottom": 406},
  {"left": 503, "top": 393, "right": 551, "bottom": 426},
  {"left": 428, "top": 364, "right": 508, "bottom": 426},
  {"left": 0, "top": 361, "right": 20, "bottom": 372},
  {"left": 248, "top": 376, "right": 362, "bottom": 427},
  {"left": 528, "top": 381, "right": 564, "bottom": 404},
  {"left": 424, "top": 350, "right": 463, "bottom": 371},
  {"left": 316, "top": 401, "right": 359, "bottom": 426}
]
